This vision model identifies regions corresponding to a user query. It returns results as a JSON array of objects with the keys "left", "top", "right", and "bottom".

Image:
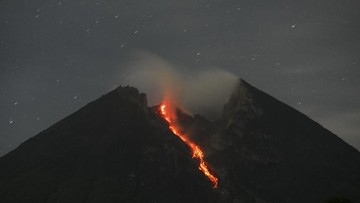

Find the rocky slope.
[
  {"left": 212, "top": 80, "right": 360, "bottom": 202},
  {"left": 0, "top": 87, "right": 218, "bottom": 202}
]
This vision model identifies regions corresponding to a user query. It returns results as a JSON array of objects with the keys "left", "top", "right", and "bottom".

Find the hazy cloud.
[{"left": 122, "top": 52, "right": 238, "bottom": 119}]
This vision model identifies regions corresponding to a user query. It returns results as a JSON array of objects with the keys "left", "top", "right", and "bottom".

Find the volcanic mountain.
[{"left": 0, "top": 79, "right": 359, "bottom": 203}]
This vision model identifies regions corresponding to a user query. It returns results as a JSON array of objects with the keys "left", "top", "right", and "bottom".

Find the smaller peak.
[
  {"left": 227, "top": 79, "right": 254, "bottom": 103},
  {"left": 221, "top": 79, "right": 263, "bottom": 120},
  {"left": 239, "top": 78, "right": 249, "bottom": 86},
  {"left": 115, "top": 85, "right": 141, "bottom": 96},
  {"left": 108, "top": 85, "right": 148, "bottom": 110},
  {"left": 238, "top": 79, "right": 257, "bottom": 91},
  {"left": 232, "top": 79, "right": 264, "bottom": 99}
]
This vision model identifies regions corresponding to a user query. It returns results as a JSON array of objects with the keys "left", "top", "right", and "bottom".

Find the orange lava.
[{"left": 160, "top": 104, "right": 218, "bottom": 188}]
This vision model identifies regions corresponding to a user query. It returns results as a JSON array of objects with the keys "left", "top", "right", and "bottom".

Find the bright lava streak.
[{"left": 160, "top": 104, "right": 218, "bottom": 188}]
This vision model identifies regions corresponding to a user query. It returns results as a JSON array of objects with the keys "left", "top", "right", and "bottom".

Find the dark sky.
[{"left": 1, "top": 0, "right": 360, "bottom": 156}]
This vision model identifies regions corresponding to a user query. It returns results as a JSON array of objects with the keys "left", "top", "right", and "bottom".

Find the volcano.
[{"left": 0, "top": 79, "right": 359, "bottom": 203}]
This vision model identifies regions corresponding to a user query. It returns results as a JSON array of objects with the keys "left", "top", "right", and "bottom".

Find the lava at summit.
[{"left": 159, "top": 104, "right": 218, "bottom": 188}]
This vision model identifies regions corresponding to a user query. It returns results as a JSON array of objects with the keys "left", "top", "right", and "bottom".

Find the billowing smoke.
[{"left": 122, "top": 52, "right": 239, "bottom": 119}]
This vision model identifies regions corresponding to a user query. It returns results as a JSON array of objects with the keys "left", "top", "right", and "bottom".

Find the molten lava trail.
[{"left": 160, "top": 104, "right": 218, "bottom": 188}]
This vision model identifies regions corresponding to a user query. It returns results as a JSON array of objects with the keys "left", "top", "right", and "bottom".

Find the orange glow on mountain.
[{"left": 160, "top": 104, "right": 218, "bottom": 188}]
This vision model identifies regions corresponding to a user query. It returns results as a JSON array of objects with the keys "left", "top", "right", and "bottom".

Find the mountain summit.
[
  {"left": 211, "top": 79, "right": 360, "bottom": 202},
  {"left": 0, "top": 80, "right": 359, "bottom": 203}
]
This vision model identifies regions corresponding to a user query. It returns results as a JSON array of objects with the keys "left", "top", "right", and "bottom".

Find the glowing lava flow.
[{"left": 160, "top": 104, "right": 218, "bottom": 188}]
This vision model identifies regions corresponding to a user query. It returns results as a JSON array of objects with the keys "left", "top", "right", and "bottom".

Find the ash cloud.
[{"left": 122, "top": 52, "right": 239, "bottom": 119}]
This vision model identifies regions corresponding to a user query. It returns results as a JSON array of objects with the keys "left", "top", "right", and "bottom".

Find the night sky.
[{"left": 1, "top": 0, "right": 359, "bottom": 156}]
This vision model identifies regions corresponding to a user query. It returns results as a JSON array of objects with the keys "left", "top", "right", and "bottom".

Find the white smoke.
[{"left": 122, "top": 52, "right": 239, "bottom": 119}]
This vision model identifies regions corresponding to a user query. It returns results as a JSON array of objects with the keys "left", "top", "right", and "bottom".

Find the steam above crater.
[{"left": 122, "top": 52, "right": 239, "bottom": 119}]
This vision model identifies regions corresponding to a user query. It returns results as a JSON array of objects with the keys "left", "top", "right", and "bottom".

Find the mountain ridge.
[
  {"left": 0, "top": 79, "right": 359, "bottom": 202},
  {"left": 210, "top": 79, "right": 360, "bottom": 202}
]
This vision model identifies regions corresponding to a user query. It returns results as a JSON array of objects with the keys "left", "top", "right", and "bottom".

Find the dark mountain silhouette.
[
  {"left": 0, "top": 87, "right": 217, "bottom": 202},
  {"left": 0, "top": 79, "right": 359, "bottom": 203},
  {"left": 208, "top": 80, "right": 360, "bottom": 202}
]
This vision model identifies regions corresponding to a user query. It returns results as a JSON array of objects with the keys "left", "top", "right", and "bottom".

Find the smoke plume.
[{"left": 122, "top": 52, "right": 239, "bottom": 119}]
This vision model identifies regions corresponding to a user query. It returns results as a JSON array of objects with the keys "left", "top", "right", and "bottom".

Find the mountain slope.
[
  {"left": 0, "top": 86, "right": 217, "bottom": 202},
  {"left": 210, "top": 79, "right": 360, "bottom": 202},
  {"left": 0, "top": 80, "right": 359, "bottom": 203}
]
